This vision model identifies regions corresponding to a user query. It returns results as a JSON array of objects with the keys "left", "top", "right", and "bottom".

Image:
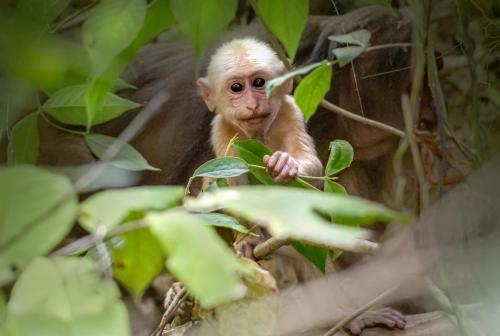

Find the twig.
[
  {"left": 253, "top": 237, "right": 291, "bottom": 259},
  {"left": 74, "top": 91, "right": 170, "bottom": 192},
  {"left": 320, "top": 100, "right": 405, "bottom": 138},
  {"left": 401, "top": 93, "right": 429, "bottom": 211},
  {"left": 51, "top": 0, "right": 98, "bottom": 33},
  {"left": 40, "top": 111, "right": 87, "bottom": 135},
  {"left": 322, "top": 285, "right": 399, "bottom": 336},
  {"left": 253, "top": 235, "right": 378, "bottom": 260},
  {"left": 151, "top": 288, "right": 188, "bottom": 336},
  {"left": 51, "top": 220, "right": 146, "bottom": 256},
  {"left": 247, "top": 163, "right": 335, "bottom": 182}
]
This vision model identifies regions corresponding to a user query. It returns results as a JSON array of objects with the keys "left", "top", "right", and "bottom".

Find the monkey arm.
[{"left": 279, "top": 96, "right": 323, "bottom": 178}]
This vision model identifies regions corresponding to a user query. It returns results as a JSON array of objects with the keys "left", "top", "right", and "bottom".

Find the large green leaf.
[
  {"left": 84, "top": 134, "right": 159, "bottom": 171},
  {"left": 192, "top": 157, "right": 249, "bottom": 178},
  {"left": 112, "top": 228, "right": 165, "bottom": 298},
  {"left": 84, "top": 0, "right": 174, "bottom": 129},
  {"left": 5, "top": 257, "right": 129, "bottom": 336},
  {"left": 328, "top": 29, "right": 372, "bottom": 67},
  {"left": 325, "top": 140, "right": 354, "bottom": 176},
  {"left": 79, "top": 186, "right": 183, "bottom": 232},
  {"left": 265, "top": 62, "right": 323, "bottom": 96},
  {"left": 233, "top": 139, "right": 317, "bottom": 190},
  {"left": 194, "top": 213, "right": 249, "bottom": 234},
  {"left": 7, "top": 112, "right": 39, "bottom": 165},
  {"left": 42, "top": 85, "right": 140, "bottom": 126},
  {"left": 0, "top": 166, "right": 77, "bottom": 273},
  {"left": 257, "top": 0, "right": 308, "bottom": 61},
  {"left": 171, "top": 0, "right": 238, "bottom": 57},
  {"left": 130, "top": 0, "right": 175, "bottom": 51},
  {"left": 16, "top": 0, "right": 70, "bottom": 25},
  {"left": 294, "top": 62, "right": 332, "bottom": 121},
  {"left": 83, "top": 0, "right": 147, "bottom": 76},
  {"left": 147, "top": 210, "right": 251, "bottom": 308},
  {"left": 185, "top": 186, "right": 400, "bottom": 252}
]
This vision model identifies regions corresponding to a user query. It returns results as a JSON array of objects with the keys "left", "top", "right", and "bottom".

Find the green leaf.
[
  {"left": 112, "top": 228, "right": 165, "bottom": 298},
  {"left": 112, "top": 78, "right": 137, "bottom": 92},
  {"left": 186, "top": 186, "right": 400, "bottom": 253},
  {"left": 83, "top": 0, "right": 147, "bottom": 76},
  {"left": 6, "top": 257, "right": 129, "bottom": 336},
  {"left": 194, "top": 213, "right": 249, "bottom": 234},
  {"left": 130, "top": 0, "right": 175, "bottom": 51},
  {"left": 232, "top": 139, "right": 317, "bottom": 190},
  {"left": 147, "top": 210, "right": 250, "bottom": 308},
  {"left": 324, "top": 180, "right": 347, "bottom": 194},
  {"left": 16, "top": 0, "right": 70, "bottom": 25},
  {"left": 7, "top": 112, "right": 39, "bottom": 165},
  {"left": 0, "top": 166, "right": 77, "bottom": 273},
  {"left": 294, "top": 62, "right": 332, "bottom": 121},
  {"left": 266, "top": 61, "right": 323, "bottom": 96},
  {"left": 328, "top": 29, "right": 372, "bottom": 67},
  {"left": 42, "top": 85, "right": 140, "bottom": 126},
  {"left": 257, "top": 0, "right": 308, "bottom": 61},
  {"left": 193, "top": 157, "right": 249, "bottom": 178},
  {"left": 84, "top": 133, "right": 159, "bottom": 171},
  {"left": 171, "top": 0, "right": 238, "bottom": 57},
  {"left": 79, "top": 186, "right": 183, "bottom": 231},
  {"left": 292, "top": 242, "right": 327, "bottom": 273},
  {"left": 325, "top": 140, "right": 354, "bottom": 176}
]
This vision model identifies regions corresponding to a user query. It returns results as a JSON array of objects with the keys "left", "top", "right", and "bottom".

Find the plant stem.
[
  {"left": 40, "top": 111, "right": 88, "bottom": 135},
  {"left": 247, "top": 164, "right": 327, "bottom": 181}
]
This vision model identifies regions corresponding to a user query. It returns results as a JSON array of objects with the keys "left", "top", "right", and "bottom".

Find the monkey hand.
[
  {"left": 263, "top": 151, "right": 299, "bottom": 183},
  {"left": 348, "top": 308, "right": 406, "bottom": 335}
]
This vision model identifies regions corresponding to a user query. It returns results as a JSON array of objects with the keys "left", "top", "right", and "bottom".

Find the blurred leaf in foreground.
[
  {"left": 0, "top": 166, "right": 77, "bottom": 273},
  {"left": 5, "top": 257, "right": 129, "bottom": 336},
  {"left": 79, "top": 186, "right": 183, "bottom": 232},
  {"left": 147, "top": 210, "right": 251, "bottom": 308},
  {"left": 186, "top": 186, "right": 401, "bottom": 253}
]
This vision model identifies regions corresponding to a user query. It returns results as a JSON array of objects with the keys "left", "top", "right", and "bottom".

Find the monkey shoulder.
[{"left": 280, "top": 95, "right": 306, "bottom": 124}]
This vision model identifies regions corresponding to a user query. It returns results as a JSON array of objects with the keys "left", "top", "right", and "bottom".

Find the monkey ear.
[{"left": 196, "top": 78, "right": 216, "bottom": 112}]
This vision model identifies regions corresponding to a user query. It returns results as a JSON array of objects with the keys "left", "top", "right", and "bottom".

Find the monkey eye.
[
  {"left": 230, "top": 83, "right": 244, "bottom": 93},
  {"left": 253, "top": 78, "right": 265, "bottom": 88}
]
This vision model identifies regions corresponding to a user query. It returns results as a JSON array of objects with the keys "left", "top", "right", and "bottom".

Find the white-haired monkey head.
[{"left": 197, "top": 38, "right": 292, "bottom": 134}]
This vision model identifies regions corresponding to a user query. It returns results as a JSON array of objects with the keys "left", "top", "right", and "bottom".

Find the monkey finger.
[
  {"left": 273, "top": 153, "right": 290, "bottom": 176},
  {"left": 267, "top": 151, "right": 282, "bottom": 169},
  {"left": 275, "top": 164, "right": 293, "bottom": 183},
  {"left": 263, "top": 155, "right": 270, "bottom": 164}
]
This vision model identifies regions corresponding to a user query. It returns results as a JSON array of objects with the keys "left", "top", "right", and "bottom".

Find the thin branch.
[
  {"left": 322, "top": 285, "right": 399, "bottom": 336},
  {"left": 401, "top": 93, "right": 429, "bottom": 210},
  {"left": 51, "top": 220, "right": 147, "bottom": 256},
  {"left": 40, "top": 111, "right": 88, "bottom": 135},
  {"left": 320, "top": 100, "right": 405, "bottom": 138},
  {"left": 74, "top": 91, "right": 170, "bottom": 192},
  {"left": 253, "top": 237, "right": 291, "bottom": 259},
  {"left": 152, "top": 288, "right": 188, "bottom": 336}
]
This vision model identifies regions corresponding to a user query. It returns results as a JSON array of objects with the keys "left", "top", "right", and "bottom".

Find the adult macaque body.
[{"left": 197, "top": 38, "right": 322, "bottom": 183}]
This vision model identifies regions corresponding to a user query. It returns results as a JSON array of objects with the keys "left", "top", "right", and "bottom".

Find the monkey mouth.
[{"left": 240, "top": 113, "right": 271, "bottom": 124}]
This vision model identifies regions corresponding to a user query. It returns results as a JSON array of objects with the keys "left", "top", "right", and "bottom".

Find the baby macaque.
[{"left": 197, "top": 38, "right": 322, "bottom": 183}]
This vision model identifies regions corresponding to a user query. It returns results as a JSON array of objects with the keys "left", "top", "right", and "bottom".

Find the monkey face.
[{"left": 218, "top": 70, "right": 279, "bottom": 131}]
